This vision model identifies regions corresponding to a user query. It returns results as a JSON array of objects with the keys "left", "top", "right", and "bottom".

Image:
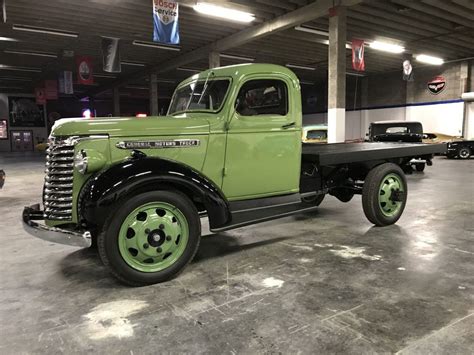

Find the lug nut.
[
  {"left": 143, "top": 243, "right": 149, "bottom": 249},
  {"left": 166, "top": 236, "right": 172, "bottom": 241},
  {"left": 159, "top": 224, "right": 165, "bottom": 229},
  {"left": 157, "top": 247, "right": 162, "bottom": 253}
]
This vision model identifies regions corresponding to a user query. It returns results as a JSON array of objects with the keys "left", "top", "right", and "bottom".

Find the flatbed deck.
[{"left": 302, "top": 142, "right": 447, "bottom": 165}]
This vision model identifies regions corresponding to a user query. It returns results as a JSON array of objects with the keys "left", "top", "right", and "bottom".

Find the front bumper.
[{"left": 22, "top": 203, "right": 92, "bottom": 248}]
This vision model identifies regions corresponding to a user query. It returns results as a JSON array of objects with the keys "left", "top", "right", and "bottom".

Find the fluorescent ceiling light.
[
  {"left": 0, "top": 36, "right": 18, "bottom": 42},
  {"left": 121, "top": 61, "right": 146, "bottom": 67},
  {"left": 4, "top": 49, "right": 57, "bottom": 58},
  {"left": 416, "top": 54, "right": 444, "bottom": 65},
  {"left": 94, "top": 73, "right": 117, "bottom": 79},
  {"left": 177, "top": 67, "right": 201, "bottom": 72},
  {"left": 0, "top": 64, "right": 41, "bottom": 72},
  {"left": 286, "top": 64, "right": 316, "bottom": 71},
  {"left": 300, "top": 81, "right": 315, "bottom": 85},
  {"left": 295, "top": 26, "right": 328, "bottom": 37},
  {"left": 12, "top": 24, "right": 79, "bottom": 38},
  {"left": 0, "top": 86, "right": 25, "bottom": 90},
  {"left": 369, "top": 41, "right": 405, "bottom": 53},
  {"left": 220, "top": 53, "right": 255, "bottom": 62},
  {"left": 193, "top": 3, "right": 255, "bottom": 23},
  {"left": 157, "top": 79, "right": 176, "bottom": 84},
  {"left": 0, "top": 76, "right": 32, "bottom": 81},
  {"left": 133, "top": 40, "right": 181, "bottom": 51},
  {"left": 346, "top": 72, "right": 366, "bottom": 77},
  {"left": 126, "top": 85, "right": 149, "bottom": 90}
]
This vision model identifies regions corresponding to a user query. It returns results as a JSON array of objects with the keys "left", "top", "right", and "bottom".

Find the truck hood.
[{"left": 51, "top": 115, "right": 210, "bottom": 137}]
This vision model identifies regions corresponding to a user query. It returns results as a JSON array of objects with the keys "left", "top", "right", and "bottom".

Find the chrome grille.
[{"left": 43, "top": 137, "right": 76, "bottom": 221}]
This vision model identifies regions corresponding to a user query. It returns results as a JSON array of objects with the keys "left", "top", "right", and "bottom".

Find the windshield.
[{"left": 168, "top": 79, "right": 231, "bottom": 115}]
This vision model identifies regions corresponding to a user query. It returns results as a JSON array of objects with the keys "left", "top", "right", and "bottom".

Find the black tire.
[
  {"left": 458, "top": 147, "right": 471, "bottom": 159},
  {"left": 415, "top": 163, "right": 425, "bottom": 172},
  {"left": 362, "top": 163, "right": 407, "bottom": 226},
  {"left": 330, "top": 188, "right": 354, "bottom": 203},
  {"left": 98, "top": 191, "right": 201, "bottom": 286},
  {"left": 302, "top": 193, "right": 325, "bottom": 206}
]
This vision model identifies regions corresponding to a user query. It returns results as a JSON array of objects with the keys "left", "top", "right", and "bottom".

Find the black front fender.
[{"left": 79, "top": 157, "right": 230, "bottom": 230}]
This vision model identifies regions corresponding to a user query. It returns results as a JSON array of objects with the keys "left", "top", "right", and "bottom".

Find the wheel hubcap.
[
  {"left": 378, "top": 173, "right": 404, "bottom": 217},
  {"left": 118, "top": 202, "right": 189, "bottom": 273}
]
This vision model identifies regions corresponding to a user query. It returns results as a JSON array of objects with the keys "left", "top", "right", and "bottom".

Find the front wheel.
[
  {"left": 362, "top": 163, "right": 407, "bottom": 226},
  {"left": 458, "top": 147, "right": 471, "bottom": 159},
  {"left": 98, "top": 191, "right": 201, "bottom": 286}
]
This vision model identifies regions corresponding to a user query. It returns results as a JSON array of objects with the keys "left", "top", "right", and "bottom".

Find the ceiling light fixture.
[
  {"left": 12, "top": 24, "right": 79, "bottom": 38},
  {"left": 0, "top": 36, "right": 18, "bottom": 42},
  {"left": 4, "top": 49, "right": 57, "bottom": 58},
  {"left": 177, "top": 67, "right": 201, "bottom": 72},
  {"left": 0, "top": 76, "right": 32, "bottom": 81},
  {"left": 94, "top": 73, "right": 117, "bottom": 79},
  {"left": 121, "top": 61, "right": 146, "bottom": 67},
  {"left": 416, "top": 54, "right": 444, "bottom": 65},
  {"left": 132, "top": 40, "right": 181, "bottom": 51},
  {"left": 125, "top": 85, "right": 149, "bottom": 90},
  {"left": 0, "top": 64, "right": 41, "bottom": 72},
  {"left": 157, "top": 79, "right": 176, "bottom": 84},
  {"left": 220, "top": 53, "right": 255, "bottom": 62},
  {"left": 346, "top": 72, "right": 366, "bottom": 77},
  {"left": 294, "top": 26, "right": 329, "bottom": 37},
  {"left": 286, "top": 64, "right": 316, "bottom": 71},
  {"left": 369, "top": 41, "right": 405, "bottom": 54},
  {"left": 300, "top": 81, "right": 315, "bottom": 85},
  {"left": 193, "top": 3, "right": 255, "bottom": 23}
]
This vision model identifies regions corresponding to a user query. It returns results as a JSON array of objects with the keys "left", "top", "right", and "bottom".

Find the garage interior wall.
[
  {"left": 0, "top": 94, "right": 48, "bottom": 152},
  {"left": 303, "top": 60, "right": 473, "bottom": 139}
]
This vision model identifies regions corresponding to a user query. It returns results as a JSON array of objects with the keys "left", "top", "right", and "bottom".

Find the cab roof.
[{"left": 179, "top": 63, "right": 300, "bottom": 87}]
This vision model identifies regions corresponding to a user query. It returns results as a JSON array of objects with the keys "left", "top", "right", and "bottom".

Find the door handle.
[{"left": 282, "top": 122, "right": 296, "bottom": 129}]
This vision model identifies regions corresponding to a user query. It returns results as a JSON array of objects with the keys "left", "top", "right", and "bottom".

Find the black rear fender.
[{"left": 79, "top": 157, "right": 230, "bottom": 230}]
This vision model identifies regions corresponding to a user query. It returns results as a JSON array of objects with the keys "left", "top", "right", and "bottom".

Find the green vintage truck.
[{"left": 23, "top": 64, "right": 446, "bottom": 285}]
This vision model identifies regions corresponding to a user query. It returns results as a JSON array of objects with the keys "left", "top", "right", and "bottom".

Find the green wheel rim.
[
  {"left": 118, "top": 202, "right": 189, "bottom": 273},
  {"left": 378, "top": 173, "right": 404, "bottom": 217}
]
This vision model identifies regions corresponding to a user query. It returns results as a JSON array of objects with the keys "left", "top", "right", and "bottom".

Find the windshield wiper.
[{"left": 196, "top": 71, "right": 215, "bottom": 106}]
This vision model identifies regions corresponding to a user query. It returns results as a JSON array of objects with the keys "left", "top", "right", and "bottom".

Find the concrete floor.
[{"left": 0, "top": 152, "right": 473, "bottom": 354}]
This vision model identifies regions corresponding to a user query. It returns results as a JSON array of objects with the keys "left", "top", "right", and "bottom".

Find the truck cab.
[{"left": 23, "top": 64, "right": 446, "bottom": 286}]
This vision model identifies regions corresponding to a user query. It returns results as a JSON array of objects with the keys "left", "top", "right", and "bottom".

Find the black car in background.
[
  {"left": 367, "top": 121, "right": 424, "bottom": 143},
  {"left": 366, "top": 121, "right": 436, "bottom": 172},
  {"left": 447, "top": 140, "right": 474, "bottom": 159}
]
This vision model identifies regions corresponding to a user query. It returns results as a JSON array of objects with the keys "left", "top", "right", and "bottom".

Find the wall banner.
[
  {"left": 153, "top": 0, "right": 180, "bottom": 45},
  {"left": 101, "top": 37, "right": 121, "bottom": 73},
  {"left": 35, "top": 88, "right": 46, "bottom": 105},
  {"left": 351, "top": 38, "right": 365, "bottom": 72},
  {"left": 76, "top": 56, "right": 94, "bottom": 85},
  {"left": 402, "top": 60, "right": 414, "bottom": 81},
  {"left": 44, "top": 80, "right": 58, "bottom": 100}
]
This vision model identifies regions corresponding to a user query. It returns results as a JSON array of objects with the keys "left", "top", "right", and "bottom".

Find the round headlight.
[{"left": 74, "top": 150, "right": 88, "bottom": 174}]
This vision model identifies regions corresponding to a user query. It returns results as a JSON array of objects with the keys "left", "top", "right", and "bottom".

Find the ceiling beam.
[{"left": 83, "top": 0, "right": 363, "bottom": 98}]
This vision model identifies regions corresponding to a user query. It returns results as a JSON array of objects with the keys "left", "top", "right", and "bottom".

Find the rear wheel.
[
  {"left": 415, "top": 163, "right": 425, "bottom": 172},
  {"left": 458, "top": 147, "right": 471, "bottom": 159},
  {"left": 302, "top": 193, "right": 325, "bottom": 206},
  {"left": 98, "top": 191, "right": 201, "bottom": 286},
  {"left": 362, "top": 163, "right": 407, "bottom": 226}
]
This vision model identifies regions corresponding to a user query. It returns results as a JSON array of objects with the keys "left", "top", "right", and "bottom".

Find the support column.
[
  {"left": 113, "top": 87, "right": 120, "bottom": 117},
  {"left": 327, "top": 6, "right": 347, "bottom": 143},
  {"left": 149, "top": 73, "right": 159, "bottom": 116},
  {"left": 209, "top": 51, "right": 220, "bottom": 69}
]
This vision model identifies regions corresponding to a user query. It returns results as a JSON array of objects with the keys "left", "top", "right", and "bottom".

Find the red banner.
[
  {"left": 44, "top": 80, "right": 58, "bottom": 100},
  {"left": 76, "top": 56, "right": 94, "bottom": 85},
  {"left": 35, "top": 88, "right": 46, "bottom": 104},
  {"left": 351, "top": 38, "right": 365, "bottom": 72}
]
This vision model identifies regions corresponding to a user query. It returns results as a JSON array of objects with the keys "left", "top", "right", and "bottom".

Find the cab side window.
[{"left": 236, "top": 79, "right": 288, "bottom": 116}]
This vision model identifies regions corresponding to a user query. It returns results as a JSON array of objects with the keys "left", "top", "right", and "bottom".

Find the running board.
[{"left": 210, "top": 202, "right": 319, "bottom": 233}]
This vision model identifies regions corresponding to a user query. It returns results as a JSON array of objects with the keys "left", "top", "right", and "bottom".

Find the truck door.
[{"left": 222, "top": 77, "right": 301, "bottom": 199}]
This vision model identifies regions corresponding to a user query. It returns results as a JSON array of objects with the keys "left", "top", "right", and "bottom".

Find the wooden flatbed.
[{"left": 302, "top": 142, "right": 447, "bottom": 165}]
